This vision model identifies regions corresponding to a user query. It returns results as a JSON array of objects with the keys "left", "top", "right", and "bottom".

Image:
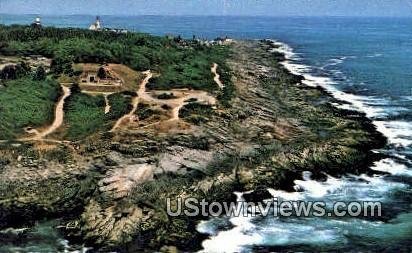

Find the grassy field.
[
  {"left": 147, "top": 46, "right": 231, "bottom": 94},
  {"left": 63, "top": 88, "right": 107, "bottom": 140},
  {"left": 63, "top": 89, "right": 135, "bottom": 140},
  {"left": 107, "top": 92, "right": 133, "bottom": 120},
  {"left": 0, "top": 78, "right": 60, "bottom": 139}
]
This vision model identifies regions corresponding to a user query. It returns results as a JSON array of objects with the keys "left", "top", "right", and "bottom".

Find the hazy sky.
[{"left": 1, "top": 0, "right": 412, "bottom": 16}]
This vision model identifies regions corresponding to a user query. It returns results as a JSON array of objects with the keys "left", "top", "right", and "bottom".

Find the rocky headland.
[{"left": 0, "top": 39, "right": 386, "bottom": 252}]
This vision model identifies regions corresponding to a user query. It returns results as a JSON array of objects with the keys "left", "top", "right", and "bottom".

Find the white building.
[
  {"left": 89, "top": 16, "right": 102, "bottom": 31},
  {"left": 31, "top": 16, "right": 42, "bottom": 27}
]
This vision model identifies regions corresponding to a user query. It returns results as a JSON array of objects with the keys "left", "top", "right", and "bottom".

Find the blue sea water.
[{"left": 0, "top": 14, "right": 411, "bottom": 252}]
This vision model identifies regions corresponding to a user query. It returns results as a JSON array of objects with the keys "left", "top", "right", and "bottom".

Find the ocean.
[{"left": 0, "top": 14, "right": 411, "bottom": 252}]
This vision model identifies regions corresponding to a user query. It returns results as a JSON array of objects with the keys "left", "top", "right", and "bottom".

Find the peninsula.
[{"left": 0, "top": 25, "right": 385, "bottom": 252}]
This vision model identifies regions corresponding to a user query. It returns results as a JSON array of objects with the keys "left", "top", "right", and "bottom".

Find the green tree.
[
  {"left": 0, "top": 62, "right": 30, "bottom": 80},
  {"left": 97, "top": 67, "right": 107, "bottom": 79},
  {"left": 0, "top": 65, "right": 17, "bottom": 80},
  {"left": 51, "top": 56, "right": 73, "bottom": 76},
  {"left": 33, "top": 65, "right": 46, "bottom": 81}
]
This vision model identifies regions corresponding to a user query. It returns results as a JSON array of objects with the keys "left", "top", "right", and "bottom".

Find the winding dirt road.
[
  {"left": 211, "top": 63, "right": 224, "bottom": 89},
  {"left": 104, "top": 94, "right": 111, "bottom": 114},
  {"left": 167, "top": 92, "right": 216, "bottom": 121},
  {"left": 22, "top": 85, "right": 71, "bottom": 141},
  {"left": 39, "top": 86, "right": 71, "bottom": 138},
  {"left": 111, "top": 71, "right": 152, "bottom": 131}
]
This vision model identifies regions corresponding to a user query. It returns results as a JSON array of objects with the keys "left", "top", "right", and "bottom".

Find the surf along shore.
[{"left": 0, "top": 38, "right": 386, "bottom": 252}]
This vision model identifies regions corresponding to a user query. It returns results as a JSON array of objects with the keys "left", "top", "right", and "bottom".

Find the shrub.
[
  {"left": 33, "top": 65, "right": 46, "bottom": 81},
  {"left": 157, "top": 93, "right": 176, "bottom": 100},
  {"left": 136, "top": 103, "right": 156, "bottom": 120}
]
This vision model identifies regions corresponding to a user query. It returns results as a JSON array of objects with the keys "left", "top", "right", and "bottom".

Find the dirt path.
[
  {"left": 111, "top": 69, "right": 217, "bottom": 131},
  {"left": 104, "top": 94, "right": 111, "bottom": 114},
  {"left": 80, "top": 91, "right": 113, "bottom": 114},
  {"left": 168, "top": 92, "right": 216, "bottom": 121},
  {"left": 22, "top": 85, "right": 71, "bottom": 141},
  {"left": 39, "top": 86, "right": 71, "bottom": 138},
  {"left": 111, "top": 71, "right": 152, "bottom": 131},
  {"left": 211, "top": 63, "right": 224, "bottom": 89}
]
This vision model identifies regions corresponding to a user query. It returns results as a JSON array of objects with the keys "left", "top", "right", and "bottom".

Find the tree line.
[{"left": 0, "top": 25, "right": 233, "bottom": 98}]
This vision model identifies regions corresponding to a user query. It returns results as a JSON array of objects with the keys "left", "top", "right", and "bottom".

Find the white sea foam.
[
  {"left": 247, "top": 212, "right": 412, "bottom": 249},
  {"left": 270, "top": 40, "right": 412, "bottom": 148},
  {"left": 199, "top": 192, "right": 262, "bottom": 253},
  {"left": 322, "top": 57, "right": 346, "bottom": 69},
  {"left": 371, "top": 158, "right": 412, "bottom": 176},
  {"left": 267, "top": 188, "right": 304, "bottom": 201},
  {"left": 197, "top": 220, "right": 218, "bottom": 235},
  {"left": 270, "top": 40, "right": 383, "bottom": 116},
  {"left": 366, "top": 53, "right": 383, "bottom": 58},
  {"left": 199, "top": 170, "right": 408, "bottom": 252},
  {"left": 401, "top": 96, "right": 412, "bottom": 101},
  {"left": 269, "top": 40, "right": 298, "bottom": 60},
  {"left": 374, "top": 121, "right": 412, "bottom": 147},
  {"left": 293, "top": 176, "right": 342, "bottom": 199},
  {"left": 200, "top": 219, "right": 261, "bottom": 253},
  {"left": 273, "top": 171, "right": 407, "bottom": 202}
]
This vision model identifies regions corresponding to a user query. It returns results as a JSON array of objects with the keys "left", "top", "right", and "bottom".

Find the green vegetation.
[
  {"left": 157, "top": 92, "right": 176, "bottom": 99},
  {"left": 0, "top": 75, "right": 133, "bottom": 141},
  {"left": 146, "top": 49, "right": 217, "bottom": 92},
  {"left": 106, "top": 92, "right": 133, "bottom": 120},
  {"left": 216, "top": 63, "right": 235, "bottom": 107},
  {"left": 63, "top": 89, "right": 136, "bottom": 140},
  {"left": 33, "top": 65, "right": 46, "bottom": 81},
  {"left": 0, "top": 25, "right": 232, "bottom": 98},
  {"left": 64, "top": 86, "right": 106, "bottom": 140},
  {"left": 0, "top": 25, "right": 234, "bottom": 140},
  {"left": 0, "top": 62, "right": 31, "bottom": 80},
  {"left": 179, "top": 102, "right": 214, "bottom": 124},
  {"left": 135, "top": 103, "right": 156, "bottom": 120},
  {"left": 97, "top": 67, "right": 107, "bottom": 79},
  {"left": 0, "top": 78, "right": 60, "bottom": 139}
]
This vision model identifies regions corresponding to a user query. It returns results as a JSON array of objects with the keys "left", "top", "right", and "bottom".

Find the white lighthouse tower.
[
  {"left": 89, "top": 16, "right": 102, "bottom": 31},
  {"left": 31, "top": 16, "right": 42, "bottom": 28}
]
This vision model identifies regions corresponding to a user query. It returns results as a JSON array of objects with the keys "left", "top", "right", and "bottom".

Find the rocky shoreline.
[{"left": 0, "top": 40, "right": 386, "bottom": 252}]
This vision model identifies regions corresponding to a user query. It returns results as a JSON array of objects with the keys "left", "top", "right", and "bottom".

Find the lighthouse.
[
  {"left": 89, "top": 16, "right": 102, "bottom": 31},
  {"left": 31, "top": 16, "right": 42, "bottom": 28}
]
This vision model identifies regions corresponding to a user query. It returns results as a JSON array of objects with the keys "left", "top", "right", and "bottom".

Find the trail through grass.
[{"left": 0, "top": 78, "right": 60, "bottom": 139}]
